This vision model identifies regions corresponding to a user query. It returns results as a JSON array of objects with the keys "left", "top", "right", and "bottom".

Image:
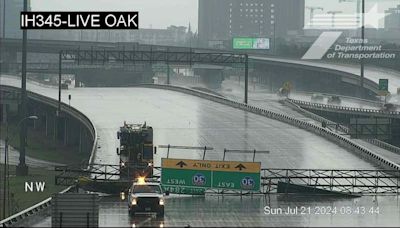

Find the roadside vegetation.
[{"left": 0, "top": 164, "right": 65, "bottom": 220}]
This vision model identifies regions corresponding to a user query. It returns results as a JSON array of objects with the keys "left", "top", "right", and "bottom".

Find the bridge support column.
[
  {"left": 1, "top": 49, "right": 18, "bottom": 73},
  {"left": 63, "top": 118, "right": 68, "bottom": 146},
  {"left": 195, "top": 68, "right": 224, "bottom": 89},
  {"left": 65, "top": 119, "right": 80, "bottom": 147},
  {"left": 45, "top": 111, "right": 55, "bottom": 138},
  {"left": 1, "top": 104, "right": 7, "bottom": 124},
  {"left": 79, "top": 126, "right": 85, "bottom": 154},
  {"left": 54, "top": 116, "right": 58, "bottom": 141}
]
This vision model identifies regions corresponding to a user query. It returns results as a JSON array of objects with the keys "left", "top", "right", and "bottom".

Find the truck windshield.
[{"left": 133, "top": 185, "right": 162, "bottom": 194}]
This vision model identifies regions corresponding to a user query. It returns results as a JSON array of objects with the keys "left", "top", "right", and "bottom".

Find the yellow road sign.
[{"left": 162, "top": 158, "right": 261, "bottom": 173}]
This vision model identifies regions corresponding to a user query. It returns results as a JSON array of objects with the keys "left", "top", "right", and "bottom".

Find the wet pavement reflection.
[{"left": 31, "top": 194, "right": 400, "bottom": 227}]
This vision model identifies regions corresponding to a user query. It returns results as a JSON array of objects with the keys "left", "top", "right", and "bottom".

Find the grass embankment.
[
  {"left": 0, "top": 122, "right": 91, "bottom": 220},
  {"left": 0, "top": 122, "right": 89, "bottom": 165},
  {"left": 0, "top": 164, "right": 65, "bottom": 220}
]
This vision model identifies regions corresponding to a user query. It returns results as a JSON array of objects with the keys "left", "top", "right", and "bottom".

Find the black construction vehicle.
[{"left": 117, "top": 122, "right": 154, "bottom": 179}]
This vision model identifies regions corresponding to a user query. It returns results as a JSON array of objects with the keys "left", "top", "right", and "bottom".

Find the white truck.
[{"left": 125, "top": 178, "right": 169, "bottom": 218}]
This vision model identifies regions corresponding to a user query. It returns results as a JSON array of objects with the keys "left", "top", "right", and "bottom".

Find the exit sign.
[{"left": 161, "top": 158, "right": 261, "bottom": 195}]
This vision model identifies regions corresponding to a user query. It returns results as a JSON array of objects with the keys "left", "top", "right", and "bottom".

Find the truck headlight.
[
  {"left": 131, "top": 198, "right": 137, "bottom": 206},
  {"left": 159, "top": 198, "right": 164, "bottom": 205}
]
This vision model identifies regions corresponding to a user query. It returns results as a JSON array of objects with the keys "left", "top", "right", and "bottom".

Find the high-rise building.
[
  {"left": 0, "top": 0, "right": 31, "bottom": 39},
  {"left": 198, "top": 0, "right": 305, "bottom": 48},
  {"left": 385, "top": 5, "right": 400, "bottom": 31}
]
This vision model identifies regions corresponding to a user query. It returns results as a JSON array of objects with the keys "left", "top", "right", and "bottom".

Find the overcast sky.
[
  {"left": 29, "top": 0, "right": 399, "bottom": 30},
  {"left": 30, "top": 0, "right": 199, "bottom": 30}
]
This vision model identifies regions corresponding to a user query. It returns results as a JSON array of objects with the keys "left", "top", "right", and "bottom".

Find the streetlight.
[
  {"left": 338, "top": 0, "right": 365, "bottom": 98},
  {"left": 360, "top": 0, "right": 365, "bottom": 98},
  {"left": 3, "top": 115, "right": 38, "bottom": 218},
  {"left": 2, "top": 0, "right": 5, "bottom": 38},
  {"left": 18, "top": 0, "right": 29, "bottom": 177}
]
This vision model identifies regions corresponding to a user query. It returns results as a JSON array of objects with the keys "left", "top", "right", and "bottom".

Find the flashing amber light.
[{"left": 137, "top": 176, "right": 146, "bottom": 185}]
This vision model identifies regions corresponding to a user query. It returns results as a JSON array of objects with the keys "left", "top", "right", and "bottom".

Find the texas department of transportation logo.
[
  {"left": 240, "top": 176, "right": 255, "bottom": 190},
  {"left": 192, "top": 173, "right": 206, "bottom": 186}
]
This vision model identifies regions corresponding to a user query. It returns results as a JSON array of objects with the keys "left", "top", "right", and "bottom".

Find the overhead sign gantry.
[
  {"left": 161, "top": 158, "right": 261, "bottom": 195},
  {"left": 57, "top": 49, "right": 250, "bottom": 113}
]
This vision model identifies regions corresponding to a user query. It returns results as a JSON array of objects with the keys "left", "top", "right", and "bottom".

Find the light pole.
[
  {"left": 17, "top": 0, "right": 29, "bottom": 176},
  {"left": 1, "top": 0, "right": 5, "bottom": 76},
  {"left": 338, "top": 0, "right": 365, "bottom": 98},
  {"left": 0, "top": 1, "right": 4, "bottom": 217},
  {"left": 2, "top": 0, "right": 5, "bottom": 38},
  {"left": 3, "top": 115, "right": 38, "bottom": 218},
  {"left": 360, "top": 0, "right": 365, "bottom": 98}
]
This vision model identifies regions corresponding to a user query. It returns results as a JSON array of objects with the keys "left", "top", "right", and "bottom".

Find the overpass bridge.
[{"left": 3, "top": 38, "right": 400, "bottom": 98}]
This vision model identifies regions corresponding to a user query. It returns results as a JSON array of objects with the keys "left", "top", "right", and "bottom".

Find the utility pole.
[
  {"left": 2, "top": 0, "right": 5, "bottom": 38},
  {"left": 360, "top": 0, "right": 365, "bottom": 98},
  {"left": 17, "top": 0, "right": 29, "bottom": 176}
]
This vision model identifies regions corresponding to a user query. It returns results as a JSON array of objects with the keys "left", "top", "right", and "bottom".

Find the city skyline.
[{"left": 29, "top": 0, "right": 400, "bottom": 30}]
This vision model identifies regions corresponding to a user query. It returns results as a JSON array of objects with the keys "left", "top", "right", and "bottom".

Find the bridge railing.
[
  {"left": 137, "top": 84, "right": 400, "bottom": 171},
  {"left": 284, "top": 98, "right": 400, "bottom": 156},
  {"left": 0, "top": 85, "right": 98, "bottom": 227},
  {"left": 261, "top": 168, "right": 400, "bottom": 195},
  {"left": 54, "top": 164, "right": 400, "bottom": 195},
  {"left": 288, "top": 98, "right": 400, "bottom": 117}
]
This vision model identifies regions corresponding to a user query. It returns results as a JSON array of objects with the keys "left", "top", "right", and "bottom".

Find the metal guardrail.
[
  {"left": 294, "top": 90, "right": 384, "bottom": 106},
  {"left": 284, "top": 98, "right": 400, "bottom": 156},
  {"left": 365, "top": 138, "right": 400, "bottom": 155},
  {"left": 0, "top": 187, "right": 73, "bottom": 227},
  {"left": 288, "top": 98, "right": 400, "bottom": 118},
  {"left": 7, "top": 62, "right": 146, "bottom": 72},
  {"left": 55, "top": 165, "right": 400, "bottom": 195},
  {"left": 261, "top": 169, "right": 400, "bottom": 194},
  {"left": 136, "top": 84, "right": 400, "bottom": 171},
  {"left": 0, "top": 85, "right": 98, "bottom": 227}
]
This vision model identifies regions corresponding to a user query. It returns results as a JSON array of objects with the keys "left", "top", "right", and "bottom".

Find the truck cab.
[
  {"left": 127, "top": 178, "right": 168, "bottom": 218},
  {"left": 117, "top": 122, "right": 154, "bottom": 178}
]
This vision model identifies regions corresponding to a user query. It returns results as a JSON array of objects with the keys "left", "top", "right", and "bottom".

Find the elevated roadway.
[
  {"left": 2, "top": 75, "right": 400, "bottom": 227},
  {"left": 251, "top": 56, "right": 400, "bottom": 95},
  {"left": 3, "top": 38, "right": 400, "bottom": 95},
  {"left": 1, "top": 75, "right": 377, "bottom": 169},
  {"left": 214, "top": 79, "right": 400, "bottom": 165}
]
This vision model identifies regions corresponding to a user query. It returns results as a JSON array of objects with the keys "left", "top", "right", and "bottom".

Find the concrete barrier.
[
  {"left": 136, "top": 84, "right": 400, "bottom": 171},
  {"left": 285, "top": 98, "right": 400, "bottom": 156},
  {"left": 288, "top": 98, "right": 400, "bottom": 118}
]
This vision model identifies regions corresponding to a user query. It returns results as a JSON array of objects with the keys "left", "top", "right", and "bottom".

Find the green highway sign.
[
  {"left": 379, "top": 79, "right": 388, "bottom": 91},
  {"left": 233, "top": 38, "right": 253, "bottom": 49},
  {"left": 161, "top": 158, "right": 261, "bottom": 195},
  {"left": 378, "top": 79, "right": 389, "bottom": 96},
  {"left": 233, "top": 37, "right": 270, "bottom": 50}
]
